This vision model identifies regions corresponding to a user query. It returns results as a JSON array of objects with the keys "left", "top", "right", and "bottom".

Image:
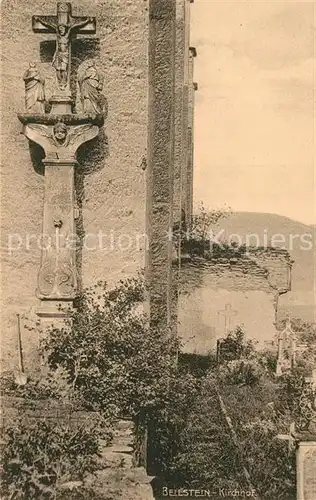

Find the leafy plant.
[
  {"left": 0, "top": 367, "right": 77, "bottom": 403},
  {"left": 0, "top": 418, "right": 105, "bottom": 499},
  {"left": 40, "top": 276, "right": 180, "bottom": 418},
  {"left": 220, "top": 359, "right": 264, "bottom": 387},
  {"left": 191, "top": 201, "right": 231, "bottom": 242},
  {"left": 239, "top": 417, "right": 296, "bottom": 500},
  {"left": 217, "top": 326, "right": 256, "bottom": 363}
]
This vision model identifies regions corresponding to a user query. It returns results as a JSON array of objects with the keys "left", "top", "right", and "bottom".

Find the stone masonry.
[{"left": 177, "top": 248, "right": 293, "bottom": 353}]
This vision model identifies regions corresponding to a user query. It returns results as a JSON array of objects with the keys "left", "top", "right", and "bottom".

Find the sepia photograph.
[{"left": 0, "top": 0, "right": 315, "bottom": 499}]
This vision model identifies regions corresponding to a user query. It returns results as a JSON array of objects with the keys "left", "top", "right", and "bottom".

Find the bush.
[
  {"left": 218, "top": 327, "right": 256, "bottom": 363},
  {"left": 256, "top": 348, "right": 277, "bottom": 375},
  {"left": 0, "top": 418, "right": 105, "bottom": 499},
  {"left": 41, "top": 277, "right": 180, "bottom": 418},
  {"left": 239, "top": 418, "right": 296, "bottom": 500},
  {"left": 220, "top": 359, "right": 263, "bottom": 387},
  {"left": 0, "top": 367, "right": 79, "bottom": 404},
  {"left": 0, "top": 276, "right": 181, "bottom": 498}
]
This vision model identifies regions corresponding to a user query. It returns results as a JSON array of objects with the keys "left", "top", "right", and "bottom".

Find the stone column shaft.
[
  {"left": 186, "top": 47, "right": 197, "bottom": 226},
  {"left": 36, "top": 160, "right": 77, "bottom": 313},
  {"left": 146, "top": 0, "right": 176, "bottom": 328},
  {"left": 173, "top": 0, "right": 191, "bottom": 225}
]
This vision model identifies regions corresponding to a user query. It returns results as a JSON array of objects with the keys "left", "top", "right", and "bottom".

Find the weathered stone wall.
[
  {"left": 248, "top": 248, "right": 292, "bottom": 294},
  {"left": 177, "top": 252, "right": 292, "bottom": 353},
  {"left": 186, "top": 46, "right": 196, "bottom": 225},
  {"left": 173, "top": 0, "right": 192, "bottom": 225},
  {"left": 145, "top": 0, "right": 177, "bottom": 327},
  {"left": 0, "top": 0, "right": 148, "bottom": 371}
]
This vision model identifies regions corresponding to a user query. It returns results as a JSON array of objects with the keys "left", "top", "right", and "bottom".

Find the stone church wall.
[{"left": 177, "top": 251, "right": 292, "bottom": 353}]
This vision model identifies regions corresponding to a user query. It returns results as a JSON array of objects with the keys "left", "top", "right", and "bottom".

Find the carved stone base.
[
  {"left": 36, "top": 299, "right": 74, "bottom": 320},
  {"left": 49, "top": 94, "right": 73, "bottom": 115}
]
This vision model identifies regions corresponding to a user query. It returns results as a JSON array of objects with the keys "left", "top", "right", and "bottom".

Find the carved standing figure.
[
  {"left": 23, "top": 63, "right": 45, "bottom": 113},
  {"left": 78, "top": 61, "right": 105, "bottom": 114}
]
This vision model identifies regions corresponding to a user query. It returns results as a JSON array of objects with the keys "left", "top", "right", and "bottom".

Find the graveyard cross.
[
  {"left": 218, "top": 303, "right": 237, "bottom": 334},
  {"left": 277, "top": 422, "right": 296, "bottom": 452},
  {"left": 32, "top": 2, "right": 96, "bottom": 91}
]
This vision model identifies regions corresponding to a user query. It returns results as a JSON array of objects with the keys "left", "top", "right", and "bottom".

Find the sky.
[{"left": 191, "top": 0, "right": 315, "bottom": 225}]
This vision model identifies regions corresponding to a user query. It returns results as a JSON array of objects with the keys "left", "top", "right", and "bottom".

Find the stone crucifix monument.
[{"left": 18, "top": 2, "right": 106, "bottom": 320}]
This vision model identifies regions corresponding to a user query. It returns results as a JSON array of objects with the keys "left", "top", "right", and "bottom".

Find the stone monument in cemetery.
[
  {"left": 18, "top": 2, "right": 106, "bottom": 321},
  {"left": 1, "top": 1, "right": 192, "bottom": 495}
]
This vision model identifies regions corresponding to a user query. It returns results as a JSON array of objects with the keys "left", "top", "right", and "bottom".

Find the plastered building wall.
[{"left": 0, "top": 0, "right": 149, "bottom": 370}]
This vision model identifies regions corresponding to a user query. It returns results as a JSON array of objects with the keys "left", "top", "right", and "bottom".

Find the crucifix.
[
  {"left": 33, "top": 2, "right": 96, "bottom": 95},
  {"left": 217, "top": 303, "right": 237, "bottom": 334},
  {"left": 277, "top": 422, "right": 297, "bottom": 452},
  {"left": 18, "top": 3, "right": 105, "bottom": 320}
]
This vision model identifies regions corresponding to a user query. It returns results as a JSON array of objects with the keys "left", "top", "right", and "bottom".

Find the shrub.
[
  {"left": 41, "top": 277, "right": 180, "bottom": 418},
  {"left": 239, "top": 418, "right": 296, "bottom": 500},
  {"left": 220, "top": 359, "right": 263, "bottom": 387},
  {"left": 0, "top": 276, "right": 181, "bottom": 498},
  {"left": 0, "top": 367, "right": 78, "bottom": 403},
  {"left": 256, "top": 348, "right": 277, "bottom": 375},
  {"left": 0, "top": 418, "right": 105, "bottom": 499},
  {"left": 218, "top": 326, "right": 256, "bottom": 363}
]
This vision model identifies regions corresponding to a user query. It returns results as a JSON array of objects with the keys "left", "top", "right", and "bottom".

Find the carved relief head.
[
  {"left": 58, "top": 24, "right": 68, "bottom": 36},
  {"left": 53, "top": 120, "right": 68, "bottom": 145}
]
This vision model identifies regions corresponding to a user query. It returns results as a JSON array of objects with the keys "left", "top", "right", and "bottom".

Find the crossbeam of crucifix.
[{"left": 32, "top": 2, "right": 96, "bottom": 92}]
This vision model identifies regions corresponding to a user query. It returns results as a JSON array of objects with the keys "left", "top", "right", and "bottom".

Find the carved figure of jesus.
[{"left": 33, "top": 16, "right": 93, "bottom": 90}]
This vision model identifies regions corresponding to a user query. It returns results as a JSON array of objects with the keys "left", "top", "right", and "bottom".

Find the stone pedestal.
[
  {"left": 49, "top": 94, "right": 73, "bottom": 115},
  {"left": 18, "top": 111, "right": 104, "bottom": 323}
]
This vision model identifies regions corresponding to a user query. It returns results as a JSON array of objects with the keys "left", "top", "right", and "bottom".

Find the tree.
[{"left": 191, "top": 201, "right": 231, "bottom": 243}]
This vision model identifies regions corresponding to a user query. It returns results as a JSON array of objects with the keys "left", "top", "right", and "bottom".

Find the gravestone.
[{"left": 297, "top": 442, "right": 316, "bottom": 500}]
